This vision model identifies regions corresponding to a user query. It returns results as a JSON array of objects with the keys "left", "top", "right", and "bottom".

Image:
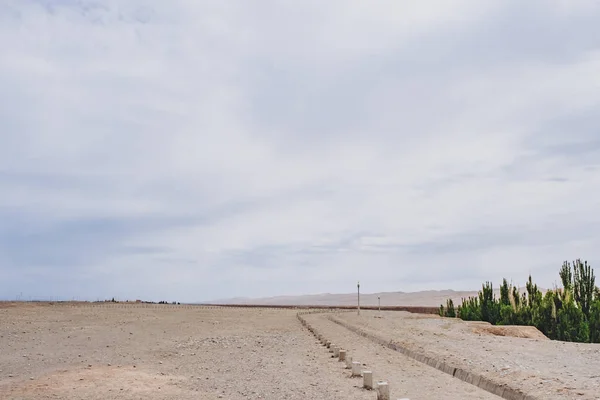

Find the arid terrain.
[
  {"left": 1, "top": 303, "right": 376, "bottom": 400},
  {"left": 1, "top": 303, "right": 599, "bottom": 400}
]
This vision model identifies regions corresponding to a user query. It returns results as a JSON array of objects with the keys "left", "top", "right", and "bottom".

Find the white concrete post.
[
  {"left": 329, "top": 344, "right": 335, "bottom": 353},
  {"left": 338, "top": 349, "right": 346, "bottom": 362},
  {"left": 345, "top": 356, "right": 352, "bottom": 369},
  {"left": 333, "top": 346, "right": 340, "bottom": 357},
  {"left": 326, "top": 341, "right": 331, "bottom": 348},
  {"left": 351, "top": 361, "right": 362, "bottom": 377},
  {"left": 376, "top": 381, "right": 389, "bottom": 400},
  {"left": 363, "top": 370, "right": 374, "bottom": 390}
]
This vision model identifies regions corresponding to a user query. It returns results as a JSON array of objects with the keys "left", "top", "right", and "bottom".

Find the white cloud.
[{"left": 2, "top": 0, "right": 600, "bottom": 302}]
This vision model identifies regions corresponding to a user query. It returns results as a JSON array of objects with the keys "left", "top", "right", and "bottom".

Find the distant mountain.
[
  {"left": 207, "top": 290, "right": 476, "bottom": 307},
  {"left": 203, "top": 296, "right": 252, "bottom": 304},
  {"left": 208, "top": 287, "right": 545, "bottom": 307}
]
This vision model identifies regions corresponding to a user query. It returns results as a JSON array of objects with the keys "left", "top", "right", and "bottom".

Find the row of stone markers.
[{"left": 297, "top": 311, "right": 410, "bottom": 400}]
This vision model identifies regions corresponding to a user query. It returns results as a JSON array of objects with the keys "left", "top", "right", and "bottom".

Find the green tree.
[
  {"left": 512, "top": 286, "right": 521, "bottom": 309},
  {"left": 556, "top": 294, "right": 588, "bottom": 342},
  {"left": 500, "top": 278, "right": 510, "bottom": 306},
  {"left": 589, "top": 300, "right": 600, "bottom": 343},
  {"left": 445, "top": 298, "right": 456, "bottom": 317},
  {"left": 499, "top": 304, "right": 516, "bottom": 325},
  {"left": 478, "top": 282, "right": 500, "bottom": 324},
  {"left": 573, "top": 259, "right": 595, "bottom": 319},
  {"left": 458, "top": 296, "right": 481, "bottom": 321},
  {"left": 446, "top": 259, "right": 596, "bottom": 343},
  {"left": 559, "top": 261, "right": 573, "bottom": 292},
  {"left": 532, "top": 291, "right": 557, "bottom": 340},
  {"left": 526, "top": 275, "right": 540, "bottom": 308}
]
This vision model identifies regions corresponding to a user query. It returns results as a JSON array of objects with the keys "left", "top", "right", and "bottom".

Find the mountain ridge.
[{"left": 206, "top": 287, "right": 543, "bottom": 307}]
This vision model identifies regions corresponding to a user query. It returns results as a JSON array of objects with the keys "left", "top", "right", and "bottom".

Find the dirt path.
[
  {"left": 335, "top": 310, "right": 600, "bottom": 400},
  {"left": 304, "top": 312, "right": 502, "bottom": 400},
  {"left": 0, "top": 304, "right": 373, "bottom": 400}
]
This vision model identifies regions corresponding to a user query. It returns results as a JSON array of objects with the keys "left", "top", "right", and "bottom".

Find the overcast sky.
[{"left": 1, "top": 1, "right": 600, "bottom": 302}]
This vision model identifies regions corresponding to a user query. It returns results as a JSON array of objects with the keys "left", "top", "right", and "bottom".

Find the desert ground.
[{"left": 1, "top": 303, "right": 598, "bottom": 400}]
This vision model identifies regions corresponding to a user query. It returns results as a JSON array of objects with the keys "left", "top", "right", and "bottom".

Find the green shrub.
[
  {"left": 499, "top": 304, "right": 515, "bottom": 325},
  {"left": 444, "top": 259, "right": 599, "bottom": 343},
  {"left": 588, "top": 300, "right": 600, "bottom": 343},
  {"left": 439, "top": 299, "right": 457, "bottom": 318}
]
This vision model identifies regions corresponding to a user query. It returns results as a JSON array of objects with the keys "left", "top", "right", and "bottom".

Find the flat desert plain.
[{"left": 0, "top": 303, "right": 599, "bottom": 400}]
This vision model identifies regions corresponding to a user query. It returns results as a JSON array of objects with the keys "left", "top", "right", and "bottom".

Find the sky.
[{"left": 1, "top": 0, "right": 600, "bottom": 303}]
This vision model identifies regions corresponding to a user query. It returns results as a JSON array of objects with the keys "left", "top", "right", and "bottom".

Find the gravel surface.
[
  {"left": 336, "top": 310, "right": 600, "bottom": 400},
  {"left": 304, "top": 312, "right": 501, "bottom": 400},
  {"left": 0, "top": 303, "right": 373, "bottom": 400}
]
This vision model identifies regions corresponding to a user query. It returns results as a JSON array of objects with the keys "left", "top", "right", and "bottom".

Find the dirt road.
[{"left": 303, "top": 312, "right": 501, "bottom": 399}]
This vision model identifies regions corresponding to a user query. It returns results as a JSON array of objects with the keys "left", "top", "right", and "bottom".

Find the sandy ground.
[
  {"left": 1, "top": 303, "right": 376, "bottom": 400},
  {"left": 335, "top": 310, "right": 600, "bottom": 400}
]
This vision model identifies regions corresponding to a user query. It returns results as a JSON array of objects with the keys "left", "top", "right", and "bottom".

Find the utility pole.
[
  {"left": 378, "top": 296, "right": 381, "bottom": 314},
  {"left": 357, "top": 281, "right": 360, "bottom": 315}
]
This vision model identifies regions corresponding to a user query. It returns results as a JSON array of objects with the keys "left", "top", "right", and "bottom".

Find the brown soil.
[{"left": 469, "top": 323, "right": 549, "bottom": 340}]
